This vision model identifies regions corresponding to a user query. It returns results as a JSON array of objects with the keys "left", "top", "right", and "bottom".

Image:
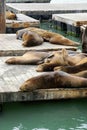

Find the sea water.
[
  {"left": 0, "top": 99, "right": 87, "bottom": 130},
  {"left": 0, "top": 21, "right": 86, "bottom": 130}
]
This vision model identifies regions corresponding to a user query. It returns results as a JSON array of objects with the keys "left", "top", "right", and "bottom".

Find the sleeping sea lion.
[
  {"left": 20, "top": 71, "right": 87, "bottom": 91},
  {"left": 16, "top": 27, "right": 80, "bottom": 46},
  {"left": 36, "top": 49, "right": 86, "bottom": 72},
  {"left": 22, "top": 31, "right": 43, "bottom": 47},
  {"left": 5, "top": 51, "right": 52, "bottom": 65}
]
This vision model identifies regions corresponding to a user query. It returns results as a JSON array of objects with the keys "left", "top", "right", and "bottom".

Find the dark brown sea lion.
[
  {"left": 16, "top": 27, "right": 80, "bottom": 46},
  {"left": 81, "top": 26, "right": 87, "bottom": 53},
  {"left": 20, "top": 71, "right": 87, "bottom": 91},
  {"left": 5, "top": 51, "right": 52, "bottom": 65},
  {"left": 6, "top": 11, "right": 17, "bottom": 20},
  {"left": 54, "top": 62, "right": 87, "bottom": 74}
]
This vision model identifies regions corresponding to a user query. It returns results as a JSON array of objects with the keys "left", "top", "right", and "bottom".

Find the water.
[
  {"left": 0, "top": 22, "right": 85, "bottom": 130},
  {"left": 0, "top": 99, "right": 87, "bottom": 130},
  {"left": 40, "top": 21, "right": 81, "bottom": 47}
]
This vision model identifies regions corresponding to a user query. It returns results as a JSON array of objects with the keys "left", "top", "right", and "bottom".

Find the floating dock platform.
[
  {"left": 52, "top": 13, "right": 87, "bottom": 36},
  {"left": 6, "top": 3, "right": 87, "bottom": 19},
  {"left": 6, "top": 0, "right": 50, "bottom": 3},
  {"left": 0, "top": 33, "right": 84, "bottom": 103},
  {"left": 0, "top": 57, "right": 87, "bottom": 103},
  {"left": 0, "top": 34, "right": 77, "bottom": 56},
  {"left": 6, "top": 13, "right": 40, "bottom": 33}
]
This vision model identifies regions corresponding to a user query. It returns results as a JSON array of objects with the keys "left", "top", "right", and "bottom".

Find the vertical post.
[{"left": 0, "top": 0, "right": 6, "bottom": 33}]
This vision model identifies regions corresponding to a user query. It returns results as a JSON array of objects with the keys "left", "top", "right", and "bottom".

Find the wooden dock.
[
  {"left": 0, "top": 34, "right": 87, "bottom": 103},
  {"left": 52, "top": 13, "right": 87, "bottom": 27},
  {"left": 52, "top": 13, "right": 87, "bottom": 36},
  {"left": 0, "top": 56, "right": 87, "bottom": 103},
  {"left": 0, "top": 34, "right": 77, "bottom": 56},
  {"left": 6, "top": 13, "right": 40, "bottom": 33},
  {"left": 6, "top": 3, "right": 87, "bottom": 19},
  {"left": 6, "top": 13, "right": 40, "bottom": 28},
  {"left": 6, "top": 0, "right": 50, "bottom": 3}
]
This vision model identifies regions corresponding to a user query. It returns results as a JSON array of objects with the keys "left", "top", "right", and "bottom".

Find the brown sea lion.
[
  {"left": 54, "top": 54, "right": 87, "bottom": 73},
  {"left": 6, "top": 11, "right": 17, "bottom": 20},
  {"left": 16, "top": 27, "right": 79, "bottom": 46},
  {"left": 36, "top": 49, "right": 69, "bottom": 72},
  {"left": 22, "top": 31, "right": 43, "bottom": 47},
  {"left": 20, "top": 71, "right": 87, "bottom": 91},
  {"left": 5, "top": 51, "right": 52, "bottom": 65},
  {"left": 36, "top": 49, "right": 86, "bottom": 72}
]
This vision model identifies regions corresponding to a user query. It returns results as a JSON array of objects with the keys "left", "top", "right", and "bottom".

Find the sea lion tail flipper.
[{"left": 5, "top": 57, "right": 22, "bottom": 64}]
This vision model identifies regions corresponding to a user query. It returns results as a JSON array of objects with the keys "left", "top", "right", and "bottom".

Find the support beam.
[
  {"left": 0, "top": 104, "right": 3, "bottom": 112},
  {"left": 0, "top": 0, "right": 6, "bottom": 33}
]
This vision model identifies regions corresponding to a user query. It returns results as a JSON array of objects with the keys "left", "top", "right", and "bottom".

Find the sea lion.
[
  {"left": 22, "top": 31, "right": 43, "bottom": 47},
  {"left": 6, "top": 11, "right": 17, "bottom": 20},
  {"left": 5, "top": 51, "right": 52, "bottom": 65},
  {"left": 36, "top": 49, "right": 69, "bottom": 72},
  {"left": 16, "top": 27, "right": 80, "bottom": 46},
  {"left": 20, "top": 71, "right": 87, "bottom": 91},
  {"left": 36, "top": 49, "right": 86, "bottom": 72},
  {"left": 54, "top": 55, "right": 87, "bottom": 73},
  {"left": 81, "top": 25, "right": 87, "bottom": 53},
  {"left": 72, "top": 70, "right": 87, "bottom": 78},
  {"left": 54, "top": 62, "right": 87, "bottom": 74}
]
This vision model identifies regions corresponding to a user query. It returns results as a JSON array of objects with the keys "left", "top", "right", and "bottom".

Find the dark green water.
[
  {"left": 0, "top": 22, "right": 86, "bottom": 130},
  {"left": 0, "top": 99, "right": 87, "bottom": 130}
]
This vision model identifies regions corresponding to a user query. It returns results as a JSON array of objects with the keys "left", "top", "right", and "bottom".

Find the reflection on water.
[
  {"left": 32, "top": 128, "right": 49, "bottom": 130},
  {"left": 12, "top": 123, "right": 27, "bottom": 130}
]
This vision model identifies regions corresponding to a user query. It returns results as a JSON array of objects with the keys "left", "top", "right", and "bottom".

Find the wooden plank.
[
  {"left": 6, "top": 0, "right": 50, "bottom": 3},
  {"left": 6, "top": 13, "right": 40, "bottom": 28},
  {"left": 50, "top": 0, "right": 87, "bottom": 4},
  {"left": 0, "top": 56, "right": 87, "bottom": 103},
  {"left": 52, "top": 13, "right": 87, "bottom": 26},
  {"left": 6, "top": 3, "right": 87, "bottom": 17},
  {"left": 0, "top": 34, "right": 77, "bottom": 56},
  {"left": 1, "top": 88, "right": 87, "bottom": 103}
]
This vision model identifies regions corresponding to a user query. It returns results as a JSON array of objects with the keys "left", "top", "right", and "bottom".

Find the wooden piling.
[{"left": 0, "top": 0, "right": 6, "bottom": 33}]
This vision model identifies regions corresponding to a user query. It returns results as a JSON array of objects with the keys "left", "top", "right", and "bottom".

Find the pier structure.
[
  {"left": 0, "top": 33, "right": 83, "bottom": 103},
  {"left": 0, "top": 1, "right": 87, "bottom": 104},
  {"left": 6, "top": 3, "right": 87, "bottom": 20},
  {"left": 52, "top": 13, "right": 87, "bottom": 37},
  {"left": 6, "top": 13, "right": 40, "bottom": 33}
]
